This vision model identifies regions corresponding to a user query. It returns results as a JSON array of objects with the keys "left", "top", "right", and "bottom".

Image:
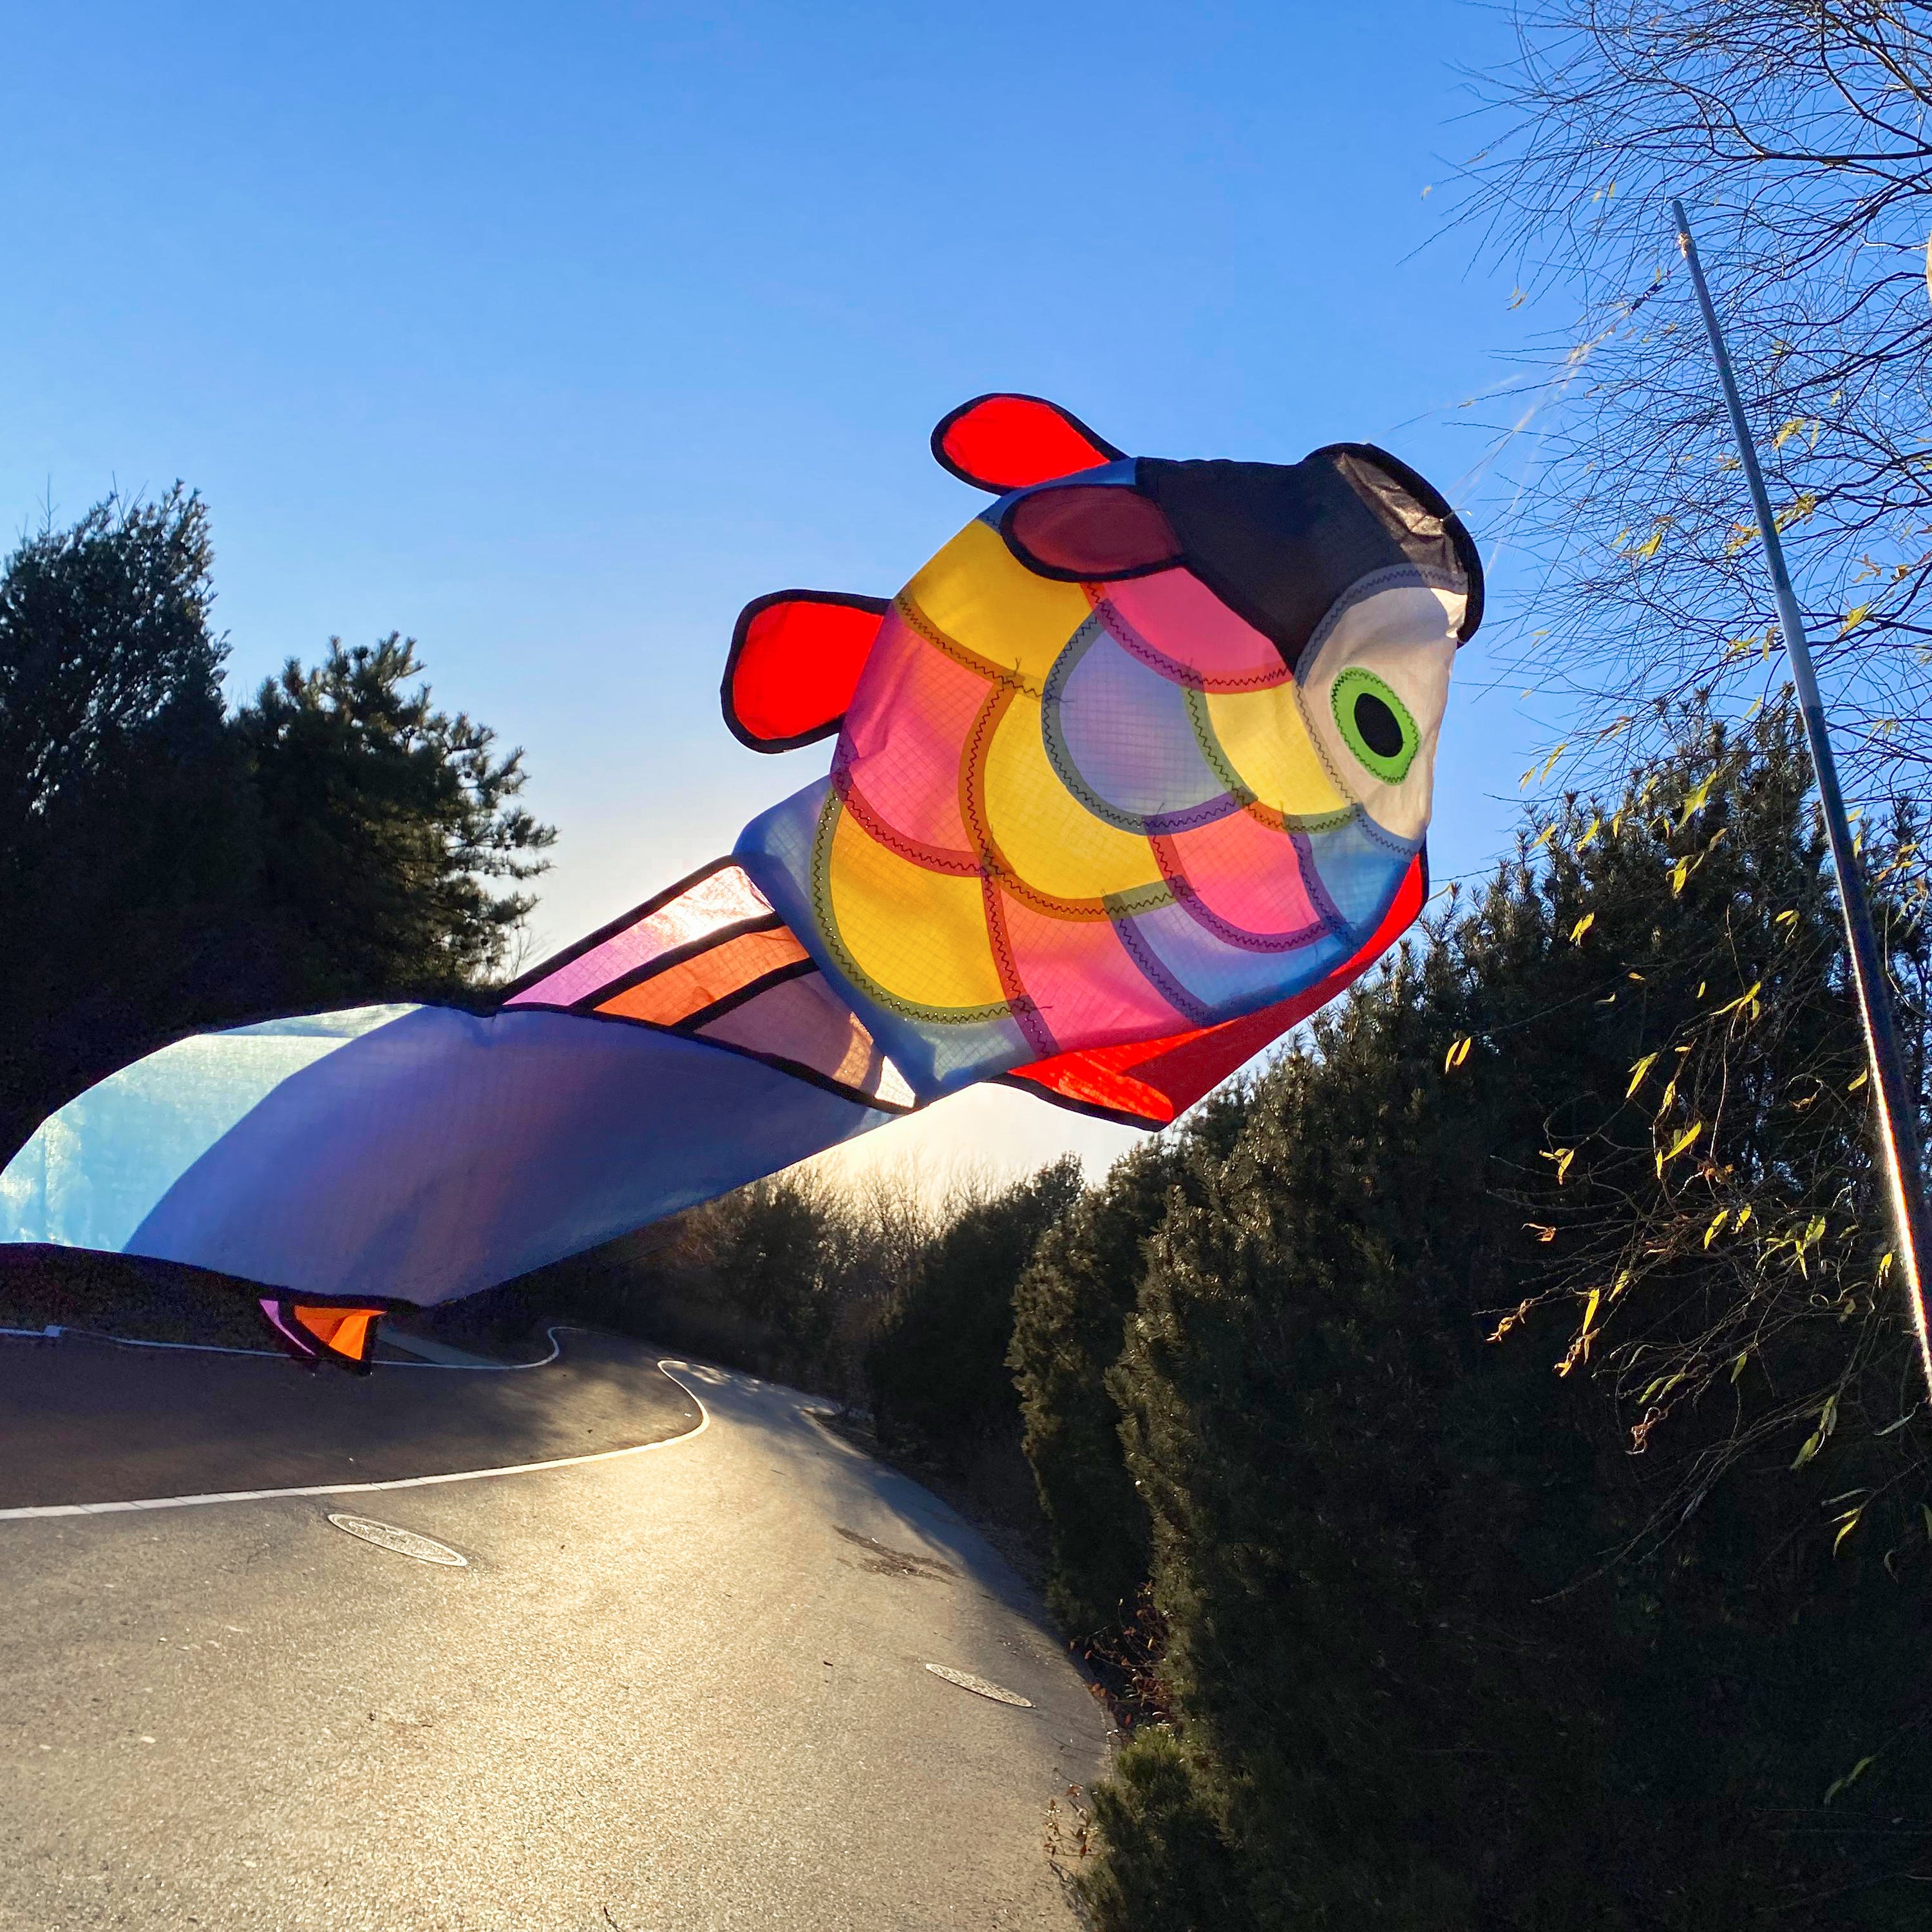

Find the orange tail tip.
[{"left": 258, "top": 1297, "right": 396, "bottom": 1374}]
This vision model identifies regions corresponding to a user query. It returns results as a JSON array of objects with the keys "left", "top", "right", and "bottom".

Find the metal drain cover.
[
  {"left": 326, "top": 1513, "right": 468, "bottom": 1567},
  {"left": 924, "top": 1663, "right": 1032, "bottom": 1707}
]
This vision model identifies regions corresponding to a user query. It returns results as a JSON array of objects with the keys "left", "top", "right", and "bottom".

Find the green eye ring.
[{"left": 1331, "top": 668, "right": 1419, "bottom": 784}]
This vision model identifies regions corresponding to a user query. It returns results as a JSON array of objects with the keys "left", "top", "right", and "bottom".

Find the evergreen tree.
[{"left": 236, "top": 634, "right": 554, "bottom": 1001}]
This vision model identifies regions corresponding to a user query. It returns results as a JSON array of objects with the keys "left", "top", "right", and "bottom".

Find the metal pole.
[{"left": 1672, "top": 197, "right": 1932, "bottom": 1401}]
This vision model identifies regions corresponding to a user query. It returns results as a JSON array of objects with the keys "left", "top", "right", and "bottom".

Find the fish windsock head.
[
  {"left": 732, "top": 395, "right": 1483, "bottom": 1106},
  {"left": 992, "top": 439, "right": 1481, "bottom": 845}
]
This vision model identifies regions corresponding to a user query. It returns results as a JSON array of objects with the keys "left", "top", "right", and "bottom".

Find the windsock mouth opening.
[{"left": 1319, "top": 442, "right": 1485, "bottom": 644}]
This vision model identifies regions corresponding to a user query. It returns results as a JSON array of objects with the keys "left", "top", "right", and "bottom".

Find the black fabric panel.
[
  {"left": 1139, "top": 449, "right": 1482, "bottom": 670},
  {"left": 1139, "top": 457, "right": 1406, "bottom": 673}
]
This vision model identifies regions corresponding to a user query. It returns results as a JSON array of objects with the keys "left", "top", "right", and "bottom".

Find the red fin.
[
  {"left": 931, "top": 394, "right": 1126, "bottom": 493},
  {"left": 259, "top": 1296, "right": 390, "bottom": 1374},
  {"left": 723, "top": 591, "right": 889, "bottom": 752},
  {"left": 1004, "top": 854, "right": 1429, "bottom": 1127}
]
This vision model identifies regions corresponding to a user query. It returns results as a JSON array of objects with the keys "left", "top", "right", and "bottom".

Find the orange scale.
[{"left": 1153, "top": 809, "right": 1340, "bottom": 947}]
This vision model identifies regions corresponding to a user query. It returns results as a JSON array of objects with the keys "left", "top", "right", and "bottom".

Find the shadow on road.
[{"left": 0, "top": 1328, "right": 699, "bottom": 1508}]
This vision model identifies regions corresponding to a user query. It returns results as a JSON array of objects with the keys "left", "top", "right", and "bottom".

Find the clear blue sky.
[{"left": 1, "top": 1, "right": 1553, "bottom": 1183}]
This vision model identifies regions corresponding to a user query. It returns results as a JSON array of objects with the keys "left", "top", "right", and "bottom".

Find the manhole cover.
[
  {"left": 924, "top": 1663, "right": 1032, "bottom": 1707},
  {"left": 325, "top": 1514, "right": 468, "bottom": 1567}
]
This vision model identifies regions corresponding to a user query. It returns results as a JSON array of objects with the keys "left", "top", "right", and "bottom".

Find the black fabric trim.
[
  {"left": 529, "top": 997, "right": 918, "bottom": 1115},
  {"left": 495, "top": 856, "right": 750, "bottom": 1002},
  {"left": 560, "top": 914, "right": 786, "bottom": 1012},
  {"left": 929, "top": 392, "right": 1128, "bottom": 493},
  {"left": 721, "top": 589, "right": 891, "bottom": 754},
  {"left": 993, "top": 1069, "right": 1164, "bottom": 1131},
  {"left": 674, "top": 956, "right": 820, "bottom": 1032},
  {"left": 1312, "top": 442, "right": 1486, "bottom": 641}
]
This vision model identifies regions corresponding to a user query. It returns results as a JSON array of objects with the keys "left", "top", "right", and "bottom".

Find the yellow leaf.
[
  {"left": 1841, "top": 602, "right": 1874, "bottom": 635},
  {"left": 1848, "top": 1069, "right": 1868, "bottom": 1092},
  {"left": 1656, "top": 1120, "right": 1703, "bottom": 1174},
  {"left": 1570, "top": 912, "right": 1596, "bottom": 944},
  {"left": 1444, "top": 1036, "right": 1472, "bottom": 1073},
  {"left": 1677, "top": 771, "right": 1716, "bottom": 822},
  {"left": 1833, "top": 1506, "right": 1863, "bottom": 1556},
  {"left": 1703, "top": 1209, "right": 1730, "bottom": 1249},
  {"left": 1712, "top": 981, "right": 1761, "bottom": 1019},
  {"left": 1626, "top": 1052, "right": 1658, "bottom": 1099},
  {"left": 1792, "top": 1394, "right": 1839, "bottom": 1468}
]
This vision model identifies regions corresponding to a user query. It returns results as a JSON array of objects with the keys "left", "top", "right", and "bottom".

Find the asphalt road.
[{"left": 0, "top": 1332, "right": 1108, "bottom": 1930}]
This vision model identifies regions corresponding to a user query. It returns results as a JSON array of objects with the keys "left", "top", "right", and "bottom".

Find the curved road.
[{"left": 0, "top": 1332, "right": 1108, "bottom": 1929}]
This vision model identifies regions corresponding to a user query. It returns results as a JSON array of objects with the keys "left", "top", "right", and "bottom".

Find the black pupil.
[{"left": 1353, "top": 690, "right": 1405, "bottom": 760}]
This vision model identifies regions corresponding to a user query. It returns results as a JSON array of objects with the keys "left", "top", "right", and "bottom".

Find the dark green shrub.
[{"left": 1044, "top": 708, "right": 1932, "bottom": 1929}]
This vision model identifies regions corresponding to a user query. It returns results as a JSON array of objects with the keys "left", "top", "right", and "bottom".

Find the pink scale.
[
  {"left": 1093, "top": 571, "right": 1291, "bottom": 692},
  {"left": 995, "top": 888, "right": 1188, "bottom": 1051},
  {"left": 1153, "top": 811, "right": 1337, "bottom": 946},
  {"left": 838, "top": 609, "right": 994, "bottom": 864}
]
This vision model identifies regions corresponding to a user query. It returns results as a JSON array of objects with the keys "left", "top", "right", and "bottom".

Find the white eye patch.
[{"left": 1295, "top": 579, "right": 1461, "bottom": 844}]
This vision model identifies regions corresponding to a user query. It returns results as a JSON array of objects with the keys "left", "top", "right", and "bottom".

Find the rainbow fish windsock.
[{"left": 0, "top": 395, "right": 1480, "bottom": 1368}]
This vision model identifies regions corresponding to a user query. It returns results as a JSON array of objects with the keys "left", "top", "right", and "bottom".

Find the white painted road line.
[
  {"left": 0, "top": 1361, "right": 711, "bottom": 1522},
  {"left": 925, "top": 1663, "right": 1036, "bottom": 1707},
  {"left": 0, "top": 1321, "right": 572, "bottom": 1368}
]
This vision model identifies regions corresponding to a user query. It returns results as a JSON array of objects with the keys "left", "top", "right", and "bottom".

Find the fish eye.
[{"left": 1331, "top": 668, "right": 1419, "bottom": 783}]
